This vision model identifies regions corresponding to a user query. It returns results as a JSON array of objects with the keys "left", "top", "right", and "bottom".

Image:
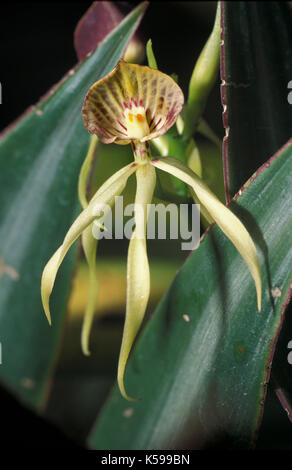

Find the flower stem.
[{"left": 131, "top": 140, "right": 152, "bottom": 163}]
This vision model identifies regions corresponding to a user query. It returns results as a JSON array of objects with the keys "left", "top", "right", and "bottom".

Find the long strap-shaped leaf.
[
  {"left": 151, "top": 156, "right": 261, "bottom": 311},
  {"left": 221, "top": 2, "right": 292, "bottom": 201}
]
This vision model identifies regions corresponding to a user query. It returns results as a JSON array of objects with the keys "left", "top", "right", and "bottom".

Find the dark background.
[{"left": 0, "top": 2, "right": 222, "bottom": 135}]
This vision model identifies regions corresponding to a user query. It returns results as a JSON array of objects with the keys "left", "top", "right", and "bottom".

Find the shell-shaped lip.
[{"left": 82, "top": 60, "right": 184, "bottom": 144}]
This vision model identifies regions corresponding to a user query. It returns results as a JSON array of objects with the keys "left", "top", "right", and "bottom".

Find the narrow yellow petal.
[
  {"left": 118, "top": 163, "right": 156, "bottom": 401},
  {"left": 80, "top": 166, "right": 131, "bottom": 356},
  {"left": 151, "top": 157, "right": 262, "bottom": 311},
  {"left": 41, "top": 246, "right": 62, "bottom": 325},
  {"left": 187, "top": 141, "right": 202, "bottom": 178},
  {"left": 78, "top": 134, "right": 98, "bottom": 210},
  {"left": 41, "top": 162, "right": 137, "bottom": 324},
  {"left": 61, "top": 163, "right": 138, "bottom": 263},
  {"left": 118, "top": 237, "right": 149, "bottom": 401},
  {"left": 78, "top": 134, "right": 99, "bottom": 355},
  {"left": 189, "top": 187, "right": 213, "bottom": 226},
  {"left": 80, "top": 226, "right": 98, "bottom": 356}
]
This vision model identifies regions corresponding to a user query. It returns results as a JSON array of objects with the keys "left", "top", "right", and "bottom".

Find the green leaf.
[
  {"left": 221, "top": 0, "right": 292, "bottom": 422},
  {"left": 270, "top": 289, "right": 292, "bottom": 422},
  {"left": 88, "top": 139, "right": 292, "bottom": 449},
  {"left": 0, "top": 2, "right": 147, "bottom": 408},
  {"left": 221, "top": 1, "right": 292, "bottom": 202}
]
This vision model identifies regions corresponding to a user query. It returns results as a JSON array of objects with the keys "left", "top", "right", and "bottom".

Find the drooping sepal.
[
  {"left": 117, "top": 163, "right": 156, "bottom": 400},
  {"left": 151, "top": 156, "right": 262, "bottom": 312},
  {"left": 41, "top": 162, "right": 138, "bottom": 325}
]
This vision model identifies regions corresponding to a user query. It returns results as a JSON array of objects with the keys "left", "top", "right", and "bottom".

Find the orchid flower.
[{"left": 41, "top": 60, "right": 262, "bottom": 401}]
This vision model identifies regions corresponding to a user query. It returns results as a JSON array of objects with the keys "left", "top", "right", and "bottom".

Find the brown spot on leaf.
[
  {"left": 182, "top": 314, "right": 190, "bottom": 322},
  {"left": 123, "top": 407, "right": 134, "bottom": 418},
  {"left": 21, "top": 378, "right": 35, "bottom": 389},
  {"left": 0, "top": 258, "right": 19, "bottom": 280},
  {"left": 271, "top": 287, "right": 282, "bottom": 298}
]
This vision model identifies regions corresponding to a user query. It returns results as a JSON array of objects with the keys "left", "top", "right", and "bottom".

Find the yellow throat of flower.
[{"left": 125, "top": 106, "right": 150, "bottom": 140}]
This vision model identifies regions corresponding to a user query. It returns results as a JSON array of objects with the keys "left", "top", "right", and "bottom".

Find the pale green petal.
[
  {"left": 187, "top": 140, "right": 202, "bottom": 178},
  {"left": 118, "top": 163, "right": 156, "bottom": 401},
  {"left": 81, "top": 171, "right": 129, "bottom": 356},
  {"left": 78, "top": 135, "right": 98, "bottom": 210},
  {"left": 189, "top": 187, "right": 213, "bottom": 226},
  {"left": 41, "top": 246, "right": 62, "bottom": 325},
  {"left": 41, "top": 162, "right": 137, "bottom": 324},
  {"left": 78, "top": 134, "right": 99, "bottom": 355},
  {"left": 118, "top": 237, "right": 149, "bottom": 402},
  {"left": 151, "top": 157, "right": 262, "bottom": 312},
  {"left": 62, "top": 163, "right": 138, "bottom": 259},
  {"left": 80, "top": 226, "right": 98, "bottom": 356}
]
